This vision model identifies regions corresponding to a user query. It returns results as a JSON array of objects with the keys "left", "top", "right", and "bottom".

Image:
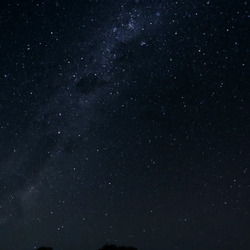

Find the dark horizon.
[
  {"left": 0, "top": 0, "right": 249, "bottom": 250},
  {"left": 36, "top": 244, "right": 138, "bottom": 250}
]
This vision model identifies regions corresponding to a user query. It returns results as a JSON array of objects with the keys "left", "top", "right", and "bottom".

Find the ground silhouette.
[
  {"left": 36, "top": 247, "right": 53, "bottom": 250},
  {"left": 36, "top": 244, "right": 137, "bottom": 250}
]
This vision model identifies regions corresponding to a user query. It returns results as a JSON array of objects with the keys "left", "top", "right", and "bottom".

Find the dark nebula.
[{"left": 76, "top": 74, "right": 109, "bottom": 94}]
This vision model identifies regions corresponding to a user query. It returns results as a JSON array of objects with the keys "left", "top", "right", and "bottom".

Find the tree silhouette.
[{"left": 98, "top": 244, "right": 137, "bottom": 250}]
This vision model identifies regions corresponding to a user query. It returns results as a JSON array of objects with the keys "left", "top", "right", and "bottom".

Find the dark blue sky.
[{"left": 0, "top": 1, "right": 249, "bottom": 249}]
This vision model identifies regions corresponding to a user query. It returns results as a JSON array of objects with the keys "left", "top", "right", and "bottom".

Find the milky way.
[{"left": 0, "top": 1, "right": 249, "bottom": 250}]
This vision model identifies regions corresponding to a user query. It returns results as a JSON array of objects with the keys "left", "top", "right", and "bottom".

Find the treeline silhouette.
[{"left": 36, "top": 244, "right": 137, "bottom": 250}]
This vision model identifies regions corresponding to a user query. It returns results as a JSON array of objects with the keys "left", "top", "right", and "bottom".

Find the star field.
[{"left": 0, "top": 1, "right": 249, "bottom": 250}]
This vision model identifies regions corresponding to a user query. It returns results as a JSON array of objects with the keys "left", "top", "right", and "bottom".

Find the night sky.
[{"left": 0, "top": 1, "right": 249, "bottom": 250}]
